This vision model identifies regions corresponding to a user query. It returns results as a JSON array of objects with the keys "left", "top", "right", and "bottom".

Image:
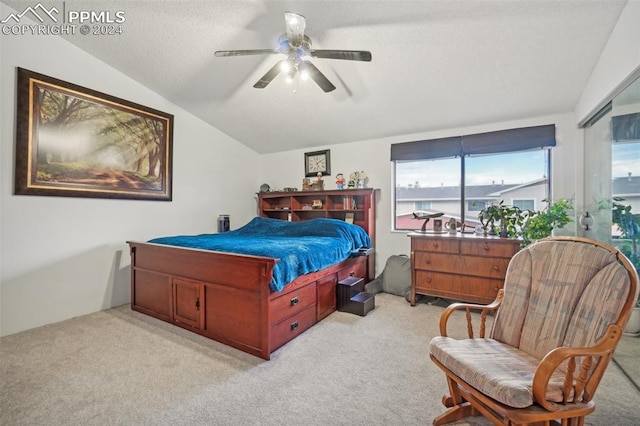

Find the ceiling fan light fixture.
[
  {"left": 217, "top": 12, "right": 371, "bottom": 93},
  {"left": 280, "top": 61, "right": 291, "bottom": 73}
]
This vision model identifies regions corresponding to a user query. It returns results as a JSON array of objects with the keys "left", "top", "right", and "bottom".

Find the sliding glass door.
[{"left": 582, "top": 76, "right": 640, "bottom": 273}]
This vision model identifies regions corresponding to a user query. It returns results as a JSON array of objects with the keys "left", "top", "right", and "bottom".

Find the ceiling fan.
[{"left": 214, "top": 12, "right": 372, "bottom": 93}]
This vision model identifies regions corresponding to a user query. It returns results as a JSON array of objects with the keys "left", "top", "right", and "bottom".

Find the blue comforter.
[{"left": 148, "top": 217, "right": 371, "bottom": 292}]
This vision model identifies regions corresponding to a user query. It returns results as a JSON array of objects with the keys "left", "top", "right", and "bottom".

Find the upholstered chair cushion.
[
  {"left": 429, "top": 337, "right": 568, "bottom": 408},
  {"left": 491, "top": 241, "right": 629, "bottom": 360}
]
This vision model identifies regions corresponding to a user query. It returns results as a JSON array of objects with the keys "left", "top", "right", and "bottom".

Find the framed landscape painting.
[{"left": 14, "top": 67, "right": 173, "bottom": 201}]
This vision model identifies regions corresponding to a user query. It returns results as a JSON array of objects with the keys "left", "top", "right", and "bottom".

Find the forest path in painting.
[{"left": 37, "top": 162, "right": 160, "bottom": 190}]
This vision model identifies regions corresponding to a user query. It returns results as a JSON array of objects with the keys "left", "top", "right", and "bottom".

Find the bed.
[{"left": 127, "top": 216, "right": 375, "bottom": 360}]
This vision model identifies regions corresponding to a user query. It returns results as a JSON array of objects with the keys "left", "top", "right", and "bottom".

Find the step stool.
[{"left": 337, "top": 276, "right": 375, "bottom": 317}]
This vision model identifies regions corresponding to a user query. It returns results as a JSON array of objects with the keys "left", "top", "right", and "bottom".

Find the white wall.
[
  {"left": 263, "top": 112, "right": 581, "bottom": 278},
  {"left": 575, "top": 0, "right": 640, "bottom": 125},
  {"left": 0, "top": 3, "right": 263, "bottom": 336}
]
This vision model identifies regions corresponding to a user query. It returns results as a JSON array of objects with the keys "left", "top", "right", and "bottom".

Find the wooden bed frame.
[
  {"left": 128, "top": 228, "right": 373, "bottom": 360},
  {"left": 129, "top": 189, "right": 377, "bottom": 360}
]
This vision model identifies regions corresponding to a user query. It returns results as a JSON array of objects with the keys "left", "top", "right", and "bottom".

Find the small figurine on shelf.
[
  {"left": 348, "top": 172, "right": 357, "bottom": 189},
  {"left": 356, "top": 171, "right": 368, "bottom": 188},
  {"left": 336, "top": 173, "right": 345, "bottom": 189},
  {"left": 309, "top": 172, "right": 324, "bottom": 190}
]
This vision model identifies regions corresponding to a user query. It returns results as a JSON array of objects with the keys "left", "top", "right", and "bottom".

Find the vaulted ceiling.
[{"left": 4, "top": 0, "right": 628, "bottom": 153}]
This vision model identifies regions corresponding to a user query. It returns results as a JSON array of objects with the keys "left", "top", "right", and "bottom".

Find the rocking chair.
[{"left": 429, "top": 236, "right": 639, "bottom": 425}]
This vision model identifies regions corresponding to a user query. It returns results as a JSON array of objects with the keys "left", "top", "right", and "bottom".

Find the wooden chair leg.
[
  {"left": 434, "top": 378, "right": 481, "bottom": 425},
  {"left": 433, "top": 402, "right": 477, "bottom": 426}
]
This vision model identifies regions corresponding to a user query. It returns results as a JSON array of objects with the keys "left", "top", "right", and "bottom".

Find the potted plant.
[
  {"left": 520, "top": 198, "right": 573, "bottom": 246},
  {"left": 624, "top": 300, "right": 640, "bottom": 336},
  {"left": 478, "top": 198, "right": 573, "bottom": 245},
  {"left": 478, "top": 200, "right": 529, "bottom": 238},
  {"left": 612, "top": 198, "right": 640, "bottom": 335}
]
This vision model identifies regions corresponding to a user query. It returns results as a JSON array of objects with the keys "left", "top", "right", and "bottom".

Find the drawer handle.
[
  {"left": 291, "top": 321, "right": 299, "bottom": 331},
  {"left": 483, "top": 245, "right": 490, "bottom": 251},
  {"left": 424, "top": 257, "right": 431, "bottom": 265},
  {"left": 493, "top": 265, "right": 500, "bottom": 271},
  {"left": 290, "top": 296, "right": 299, "bottom": 306},
  {"left": 426, "top": 277, "right": 432, "bottom": 283},
  {"left": 433, "top": 243, "right": 439, "bottom": 249}
]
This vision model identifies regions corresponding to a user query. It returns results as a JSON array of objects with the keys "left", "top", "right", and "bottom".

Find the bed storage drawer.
[
  {"left": 270, "top": 304, "right": 316, "bottom": 351},
  {"left": 337, "top": 256, "right": 367, "bottom": 281},
  {"left": 271, "top": 282, "right": 316, "bottom": 324}
]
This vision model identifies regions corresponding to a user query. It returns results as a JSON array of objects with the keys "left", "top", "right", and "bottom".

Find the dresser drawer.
[
  {"left": 458, "top": 256, "right": 511, "bottom": 279},
  {"left": 415, "top": 270, "right": 461, "bottom": 293},
  {"left": 413, "top": 252, "right": 459, "bottom": 273},
  {"left": 270, "top": 304, "right": 317, "bottom": 351},
  {"left": 415, "top": 271, "right": 502, "bottom": 304},
  {"left": 271, "top": 282, "right": 316, "bottom": 324},
  {"left": 412, "top": 238, "right": 459, "bottom": 253},
  {"left": 460, "top": 240, "right": 519, "bottom": 258}
]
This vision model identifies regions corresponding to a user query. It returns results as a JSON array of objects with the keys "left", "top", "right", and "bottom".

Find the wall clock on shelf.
[{"left": 304, "top": 149, "right": 331, "bottom": 177}]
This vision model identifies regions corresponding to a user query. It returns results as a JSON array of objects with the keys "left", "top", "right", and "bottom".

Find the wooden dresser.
[{"left": 408, "top": 233, "right": 521, "bottom": 305}]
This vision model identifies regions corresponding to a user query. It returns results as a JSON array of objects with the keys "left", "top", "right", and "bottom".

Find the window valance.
[{"left": 390, "top": 124, "right": 556, "bottom": 161}]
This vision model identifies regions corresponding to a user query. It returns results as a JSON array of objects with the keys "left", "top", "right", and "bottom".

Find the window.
[
  {"left": 392, "top": 125, "right": 554, "bottom": 231},
  {"left": 414, "top": 201, "right": 432, "bottom": 211},
  {"left": 512, "top": 199, "right": 535, "bottom": 211},
  {"left": 468, "top": 200, "right": 487, "bottom": 212}
]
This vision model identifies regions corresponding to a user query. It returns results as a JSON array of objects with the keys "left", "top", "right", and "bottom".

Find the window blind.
[
  {"left": 612, "top": 113, "right": 640, "bottom": 142},
  {"left": 390, "top": 124, "right": 556, "bottom": 161}
]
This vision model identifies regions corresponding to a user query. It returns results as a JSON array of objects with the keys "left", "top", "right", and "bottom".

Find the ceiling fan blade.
[
  {"left": 302, "top": 61, "right": 336, "bottom": 93},
  {"left": 310, "top": 50, "right": 372, "bottom": 62},
  {"left": 253, "top": 61, "right": 284, "bottom": 89},
  {"left": 284, "top": 12, "right": 306, "bottom": 46},
  {"left": 215, "top": 49, "right": 279, "bottom": 57}
]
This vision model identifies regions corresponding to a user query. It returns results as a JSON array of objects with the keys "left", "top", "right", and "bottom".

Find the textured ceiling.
[{"left": 3, "top": 0, "right": 628, "bottom": 153}]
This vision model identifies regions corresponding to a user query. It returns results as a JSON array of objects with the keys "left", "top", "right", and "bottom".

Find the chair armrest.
[
  {"left": 439, "top": 289, "right": 504, "bottom": 337},
  {"left": 532, "top": 324, "right": 623, "bottom": 412}
]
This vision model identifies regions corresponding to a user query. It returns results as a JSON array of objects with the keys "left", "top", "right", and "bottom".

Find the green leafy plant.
[
  {"left": 478, "top": 198, "right": 573, "bottom": 245},
  {"left": 521, "top": 198, "right": 573, "bottom": 246},
  {"left": 612, "top": 197, "right": 639, "bottom": 303},
  {"left": 478, "top": 200, "right": 530, "bottom": 239}
]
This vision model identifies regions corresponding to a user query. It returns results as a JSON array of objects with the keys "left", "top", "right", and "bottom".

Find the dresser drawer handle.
[
  {"left": 426, "top": 277, "right": 432, "bottom": 283},
  {"left": 433, "top": 243, "right": 439, "bottom": 249},
  {"left": 493, "top": 265, "right": 499, "bottom": 271},
  {"left": 291, "top": 321, "right": 299, "bottom": 331},
  {"left": 290, "top": 296, "right": 299, "bottom": 307},
  {"left": 483, "top": 245, "right": 490, "bottom": 251},
  {"left": 424, "top": 257, "right": 431, "bottom": 265}
]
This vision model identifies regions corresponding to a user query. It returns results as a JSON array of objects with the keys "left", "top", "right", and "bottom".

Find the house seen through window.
[{"left": 395, "top": 150, "right": 550, "bottom": 231}]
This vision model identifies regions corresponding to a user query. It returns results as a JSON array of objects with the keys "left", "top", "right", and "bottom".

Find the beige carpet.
[{"left": 1, "top": 293, "right": 639, "bottom": 426}]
